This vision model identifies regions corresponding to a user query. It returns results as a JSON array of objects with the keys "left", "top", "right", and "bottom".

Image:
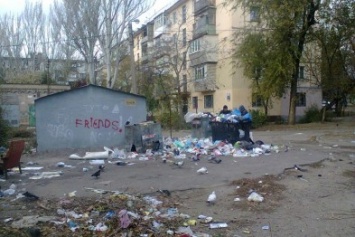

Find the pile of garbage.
[
  {"left": 80, "top": 136, "right": 288, "bottom": 162},
  {"left": 0, "top": 187, "right": 217, "bottom": 236}
]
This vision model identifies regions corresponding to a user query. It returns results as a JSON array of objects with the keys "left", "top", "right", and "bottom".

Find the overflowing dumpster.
[
  {"left": 210, "top": 121, "right": 252, "bottom": 144},
  {"left": 125, "top": 122, "right": 162, "bottom": 152}
]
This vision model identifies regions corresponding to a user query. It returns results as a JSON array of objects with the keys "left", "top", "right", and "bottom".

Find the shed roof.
[{"left": 35, "top": 84, "right": 146, "bottom": 102}]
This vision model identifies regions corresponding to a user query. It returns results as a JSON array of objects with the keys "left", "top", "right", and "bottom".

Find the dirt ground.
[{"left": 0, "top": 114, "right": 354, "bottom": 236}]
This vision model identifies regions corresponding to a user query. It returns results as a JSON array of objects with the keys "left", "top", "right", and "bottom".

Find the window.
[
  {"left": 173, "top": 12, "right": 177, "bottom": 24},
  {"left": 154, "top": 14, "right": 166, "bottom": 28},
  {"left": 154, "top": 37, "right": 161, "bottom": 47},
  {"left": 173, "top": 33, "right": 177, "bottom": 44},
  {"left": 204, "top": 95, "right": 213, "bottom": 109},
  {"left": 182, "top": 28, "right": 187, "bottom": 46},
  {"left": 183, "top": 74, "right": 187, "bottom": 92},
  {"left": 195, "top": 65, "right": 206, "bottom": 80},
  {"left": 296, "top": 92, "right": 306, "bottom": 107},
  {"left": 182, "top": 5, "right": 187, "bottom": 23},
  {"left": 299, "top": 66, "right": 305, "bottom": 79},
  {"left": 192, "top": 96, "right": 198, "bottom": 109},
  {"left": 183, "top": 52, "right": 187, "bottom": 69},
  {"left": 190, "top": 38, "right": 201, "bottom": 53},
  {"left": 252, "top": 94, "right": 263, "bottom": 107},
  {"left": 250, "top": 6, "right": 260, "bottom": 21}
]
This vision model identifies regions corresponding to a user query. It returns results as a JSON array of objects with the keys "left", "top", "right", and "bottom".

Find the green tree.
[
  {"left": 234, "top": 32, "right": 287, "bottom": 115},
  {"left": 0, "top": 104, "right": 10, "bottom": 147},
  {"left": 308, "top": 0, "right": 355, "bottom": 118},
  {"left": 226, "top": 0, "right": 320, "bottom": 124}
]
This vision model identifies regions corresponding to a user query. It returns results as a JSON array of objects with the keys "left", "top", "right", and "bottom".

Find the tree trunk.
[{"left": 288, "top": 74, "right": 298, "bottom": 125}]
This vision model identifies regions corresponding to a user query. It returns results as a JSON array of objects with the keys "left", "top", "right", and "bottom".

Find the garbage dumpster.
[
  {"left": 191, "top": 117, "right": 212, "bottom": 139},
  {"left": 125, "top": 122, "right": 163, "bottom": 152},
  {"left": 210, "top": 121, "right": 252, "bottom": 144}
]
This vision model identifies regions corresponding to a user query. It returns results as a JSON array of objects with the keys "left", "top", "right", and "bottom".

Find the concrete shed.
[{"left": 35, "top": 84, "right": 147, "bottom": 152}]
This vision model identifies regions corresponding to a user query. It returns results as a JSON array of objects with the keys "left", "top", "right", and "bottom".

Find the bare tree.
[
  {"left": 0, "top": 14, "right": 24, "bottom": 58},
  {"left": 99, "top": 0, "right": 150, "bottom": 88},
  {"left": 52, "top": 0, "right": 101, "bottom": 84},
  {"left": 21, "top": 0, "right": 45, "bottom": 58}
]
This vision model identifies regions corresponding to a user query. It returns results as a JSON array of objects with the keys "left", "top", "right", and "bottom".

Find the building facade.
[
  {"left": 133, "top": 0, "right": 322, "bottom": 120},
  {"left": 0, "top": 84, "right": 70, "bottom": 127},
  {"left": 0, "top": 53, "right": 88, "bottom": 85}
]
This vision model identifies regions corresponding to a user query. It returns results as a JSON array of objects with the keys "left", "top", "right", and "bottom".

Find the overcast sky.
[
  {"left": 0, "top": 0, "right": 176, "bottom": 23},
  {"left": 0, "top": 0, "right": 52, "bottom": 14}
]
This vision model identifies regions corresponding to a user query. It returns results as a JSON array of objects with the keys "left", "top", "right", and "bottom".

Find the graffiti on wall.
[
  {"left": 46, "top": 113, "right": 73, "bottom": 141},
  {"left": 46, "top": 104, "right": 134, "bottom": 144},
  {"left": 75, "top": 117, "right": 122, "bottom": 132}
]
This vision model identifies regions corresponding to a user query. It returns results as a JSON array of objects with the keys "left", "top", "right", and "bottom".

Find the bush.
[
  {"left": 155, "top": 111, "right": 186, "bottom": 130},
  {"left": 0, "top": 108, "right": 10, "bottom": 147},
  {"left": 299, "top": 104, "right": 322, "bottom": 123},
  {"left": 10, "top": 128, "right": 35, "bottom": 138},
  {"left": 250, "top": 110, "right": 267, "bottom": 129}
]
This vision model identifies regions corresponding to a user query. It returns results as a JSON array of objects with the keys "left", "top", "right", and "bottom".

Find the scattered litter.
[
  {"left": 68, "top": 191, "right": 77, "bottom": 197},
  {"left": 29, "top": 171, "right": 63, "bottom": 179},
  {"left": 247, "top": 192, "right": 264, "bottom": 202},
  {"left": 3, "top": 189, "right": 16, "bottom": 196},
  {"left": 69, "top": 148, "right": 111, "bottom": 160},
  {"left": 56, "top": 162, "right": 65, "bottom": 167},
  {"left": 176, "top": 226, "right": 194, "bottom": 235},
  {"left": 205, "top": 217, "right": 213, "bottom": 223},
  {"left": 21, "top": 167, "right": 44, "bottom": 171},
  {"left": 11, "top": 216, "right": 56, "bottom": 228},
  {"left": 89, "top": 160, "right": 105, "bottom": 165},
  {"left": 4, "top": 218, "right": 13, "bottom": 223},
  {"left": 9, "top": 184, "right": 16, "bottom": 189},
  {"left": 262, "top": 225, "right": 270, "bottom": 230},
  {"left": 118, "top": 209, "right": 131, "bottom": 228},
  {"left": 209, "top": 222, "right": 228, "bottom": 229},
  {"left": 197, "top": 167, "right": 208, "bottom": 174}
]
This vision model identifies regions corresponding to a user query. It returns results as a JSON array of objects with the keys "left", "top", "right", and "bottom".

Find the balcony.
[
  {"left": 141, "top": 35, "right": 148, "bottom": 43},
  {"left": 194, "top": 0, "right": 216, "bottom": 15},
  {"left": 194, "top": 79, "right": 216, "bottom": 92},
  {"left": 193, "top": 24, "right": 216, "bottom": 39}
]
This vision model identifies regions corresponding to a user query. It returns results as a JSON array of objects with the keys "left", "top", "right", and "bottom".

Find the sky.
[
  {"left": 0, "top": 0, "right": 52, "bottom": 14},
  {"left": 0, "top": 0, "right": 177, "bottom": 23}
]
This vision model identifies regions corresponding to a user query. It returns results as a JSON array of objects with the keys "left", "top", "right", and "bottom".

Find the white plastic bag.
[{"left": 247, "top": 192, "right": 264, "bottom": 202}]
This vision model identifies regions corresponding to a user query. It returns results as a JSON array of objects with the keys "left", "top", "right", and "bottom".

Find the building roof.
[{"left": 35, "top": 84, "right": 146, "bottom": 102}]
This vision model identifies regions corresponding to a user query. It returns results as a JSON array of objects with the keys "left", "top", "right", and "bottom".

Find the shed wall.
[{"left": 35, "top": 86, "right": 146, "bottom": 151}]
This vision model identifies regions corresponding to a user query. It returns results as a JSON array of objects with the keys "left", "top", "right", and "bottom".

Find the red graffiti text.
[{"left": 75, "top": 118, "right": 120, "bottom": 131}]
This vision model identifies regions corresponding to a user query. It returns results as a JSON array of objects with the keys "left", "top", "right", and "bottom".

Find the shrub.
[
  {"left": 155, "top": 111, "right": 186, "bottom": 130},
  {"left": 250, "top": 110, "right": 267, "bottom": 129},
  {"left": 10, "top": 128, "right": 35, "bottom": 138},
  {"left": 299, "top": 104, "right": 322, "bottom": 123},
  {"left": 0, "top": 107, "right": 10, "bottom": 147}
]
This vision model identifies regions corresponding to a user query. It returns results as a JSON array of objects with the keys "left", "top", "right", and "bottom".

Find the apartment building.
[
  {"left": 133, "top": 0, "right": 322, "bottom": 119},
  {"left": 0, "top": 53, "right": 88, "bottom": 85}
]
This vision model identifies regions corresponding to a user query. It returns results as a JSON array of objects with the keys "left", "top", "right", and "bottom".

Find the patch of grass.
[{"left": 230, "top": 175, "right": 286, "bottom": 213}]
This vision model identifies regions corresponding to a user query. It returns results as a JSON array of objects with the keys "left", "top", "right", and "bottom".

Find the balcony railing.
[
  {"left": 193, "top": 24, "right": 216, "bottom": 39},
  {"left": 194, "top": 79, "right": 216, "bottom": 92},
  {"left": 194, "top": 0, "right": 216, "bottom": 14}
]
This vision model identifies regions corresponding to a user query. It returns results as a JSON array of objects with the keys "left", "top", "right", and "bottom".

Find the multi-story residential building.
[
  {"left": 0, "top": 53, "right": 88, "bottom": 85},
  {"left": 133, "top": 0, "right": 322, "bottom": 120},
  {"left": 0, "top": 54, "right": 89, "bottom": 126}
]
